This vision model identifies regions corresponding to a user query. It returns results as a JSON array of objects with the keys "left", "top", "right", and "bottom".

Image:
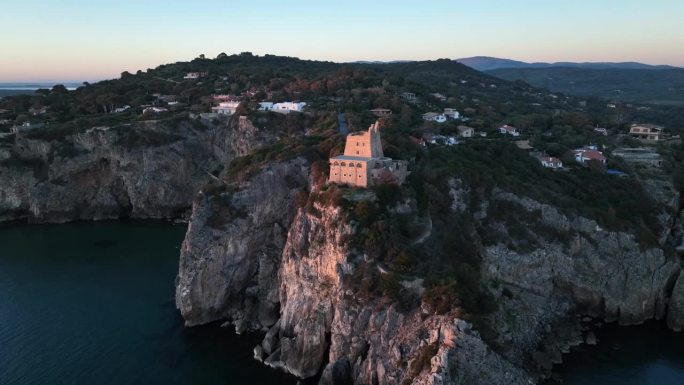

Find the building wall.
[
  {"left": 329, "top": 160, "right": 369, "bottom": 187},
  {"left": 343, "top": 123, "right": 383, "bottom": 158},
  {"left": 344, "top": 133, "right": 374, "bottom": 157}
]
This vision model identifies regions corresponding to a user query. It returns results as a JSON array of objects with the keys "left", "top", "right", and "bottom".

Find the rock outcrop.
[
  {"left": 0, "top": 116, "right": 273, "bottom": 223},
  {"left": 178, "top": 189, "right": 534, "bottom": 384},
  {"left": 176, "top": 158, "right": 310, "bottom": 327},
  {"left": 475, "top": 189, "right": 682, "bottom": 375}
]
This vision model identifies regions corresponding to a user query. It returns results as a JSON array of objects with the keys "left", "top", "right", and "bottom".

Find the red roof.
[{"left": 575, "top": 149, "right": 606, "bottom": 162}]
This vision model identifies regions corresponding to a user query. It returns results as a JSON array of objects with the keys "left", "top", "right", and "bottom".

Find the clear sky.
[{"left": 1, "top": 0, "right": 683, "bottom": 82}]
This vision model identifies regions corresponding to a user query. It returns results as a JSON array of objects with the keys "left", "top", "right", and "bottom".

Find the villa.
[
  {"left": 573, "top": 147, "right": 607, "bottom": 165},
  {"left": 498, "top": 125, "right": 520, "bottom": 136},
  {"left": 539, "top": 156, "right": 563, "bottom": 169},
  {"left": 328, "top": 121, "right": 408, "bottom": 188},
  {"left": 630, "top": 124, "right": 664, "bottom": 142},
  {"left": 423, "top": 112, "right": 447, "bottom": 123},
  {"left": 259, "top": 102, "right": 307, "bottom": 114},
  {"left": 212, "top": 101, "right": 241, "bottom": 115},
  {"left": 443, "top": 108, "right": 460, "bottom": 120}
]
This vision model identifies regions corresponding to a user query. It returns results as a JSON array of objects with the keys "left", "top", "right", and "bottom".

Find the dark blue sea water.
[
  {"left": 552, "top": 322, "right": 684, "bottom": 384},
  {"left": 0, "top": 222, "right": 296, "bottom": 385}
]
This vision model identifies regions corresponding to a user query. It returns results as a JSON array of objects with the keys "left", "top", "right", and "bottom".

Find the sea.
[
  {"left": 0, "top": 221, "right": 298, "bottom": 385},
  {"left": 0, "top": 83, "right": 80, "bottom": 99}
]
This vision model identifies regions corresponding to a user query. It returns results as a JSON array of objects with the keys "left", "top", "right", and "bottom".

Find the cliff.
[
  {"left": 0, "top": 116, "right": 272, "bottom": 223},
  {"left": 474, "top": 188, "right": 682, "bottom": 376},
  {"left": 176, "top": 168, "right": 684, "bottom": 384},
  {"left": 176, "top": 158, "right": 310, "bottom": 328}
]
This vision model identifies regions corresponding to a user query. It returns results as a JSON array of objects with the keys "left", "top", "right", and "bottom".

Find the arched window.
[
  {"left": 340, "top": 162, "right": 346, "bottom": 167},
  {"left": 357, "top": 163, "right": 362, "bottom": 168},
  {"left": 333, "top": 162, "right": 339, "bottom": 166},
  {"left": 349, "top": 163, "right": 355, "bottom": 168}
]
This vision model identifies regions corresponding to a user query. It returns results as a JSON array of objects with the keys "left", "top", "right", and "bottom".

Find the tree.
[{"left": 51, "top": 84, "right": 68, "bottom": 94}]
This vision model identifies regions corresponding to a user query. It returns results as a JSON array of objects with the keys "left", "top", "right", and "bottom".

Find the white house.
[
  {"left": 498, "top": 125, "right": 520, "bottom": 136},
  {"left": 443, "top": 108, "right": 460, "bottom": 120},
  {"left": 539, "top": 156, "right": 563, "bottom": 169},
  {"left": 573, "top": 147, "right": 607, "bottom": 165},
  {"left": 212, "top": 101, "right": 241, "bottom": 115},
  {"left": 425, "top": 134, "right": 458, "bottom": 146},
  {"left": 594, "top": 127, "right": 608, "bottom": 136},
  {"left": 258, "top": 102, "right": 275, "bottom": 111},
  {"left": 143, "top": 107, "right": 168, "bottom": 115},
  {"left": 422, "top": 112, "right": 447, "bottom": 123},
  {"left": 184, "top": 72, "right": 207, "bottom": 79},
  {"left": 271, "top": 102, "right": 307, "bottom": 114}
]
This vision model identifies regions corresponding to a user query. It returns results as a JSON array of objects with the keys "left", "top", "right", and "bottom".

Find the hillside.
[
  {"left": 457, "top": 56, "right": 678, "bottom": 71},
  {"left": 488, "top": 67, "right": 684, "bottom": 105}
]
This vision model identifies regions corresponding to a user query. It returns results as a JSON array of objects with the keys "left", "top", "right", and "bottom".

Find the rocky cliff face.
[
  {"left": 0, "top": 116, "right": 271, "bottom": 223},
  {"left": 467, "top": 187, "right": 683, "bottom": 377},
  {"left": 178, "top": 188, "right": 534, "bottom": 384},
  {"left": 176, "top": 158, "right": 310, "bottom": 328},
  {"left": 177, "top": 168, "right": 683, "bottom": 384}
]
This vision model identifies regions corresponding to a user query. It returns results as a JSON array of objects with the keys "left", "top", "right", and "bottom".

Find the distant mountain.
[
  {"left": 488, "top": 67, "right": 684, "bottom": 105},
  {"left": 457, "top": 56, "right": 678, "bottom": 72}
]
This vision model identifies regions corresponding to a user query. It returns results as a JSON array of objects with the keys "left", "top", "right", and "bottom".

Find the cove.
[
  {"left": 0, "top": 221, "right": 297, "bottom": 385},
  {"left": 551, "top": 321, "right": 684, "bottom": 384}
]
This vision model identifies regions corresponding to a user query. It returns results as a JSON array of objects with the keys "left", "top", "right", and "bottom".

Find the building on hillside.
[
  {"left": 424, "top": 133, "right": 458, "bottom": 146},
  {"left": 629, "top": 124, "right": 664, "bottom": 142},
  {"left": 213, "top": 94, "right": 237, "bottom": 102},
  {"left": 184, "top": 72, "right": 207, "bottom": 79},
  {"left": 328, "top": 121, "right": 408, "bottom": 188},
  {"left": 143, "top": 107, "right": 168, "bottom": 115},
  {"left": 456, "top": 125, "right": 474, "bottom": 138},
  {"left": 212, "top": 101, "right": 241, "bottom": 115},
  {"left": 443, "top": 108, "right": 460, "bottom": 120},
  {"left": 594, "top": 126, "right": 608, "bottom": 136},
  {"left": 498, "top": 125, "right": 520, "bottom": 136},
  {"left": 400, "top": 92, "right": 416, "bottom": 102},
  {"left": 613, "top": 148, "right": 663, "bottom": 167},
  {"left": 538, "top": 156, "right": 563, "bottom": 169},
  {"left": 422, "top": 112, "right": 447, "bottom": 123},
  {"left": 370, "top": 108, "right": 392, "bottom": 117},
  {"left": 258, "top": 102, "right": 275, "bottom": 111},
  {"left": 573, "top": 147, "right": 607, "bottom": 165},
  {"left": 270, "top": 102, "right": 306, "bottom": 114}
]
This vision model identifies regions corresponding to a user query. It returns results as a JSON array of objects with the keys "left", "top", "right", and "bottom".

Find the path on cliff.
[{"left": 337, "top": 112, "right": 348, "bottom": 136}]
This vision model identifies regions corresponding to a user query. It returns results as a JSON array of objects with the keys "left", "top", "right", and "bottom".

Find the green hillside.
[{"left": 488, "top": 67, "right": 684, "bottom": 105}]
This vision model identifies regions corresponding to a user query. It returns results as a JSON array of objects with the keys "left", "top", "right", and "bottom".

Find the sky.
[{"left": 1, "top": 0, "right": 683, "bottom": 82}]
